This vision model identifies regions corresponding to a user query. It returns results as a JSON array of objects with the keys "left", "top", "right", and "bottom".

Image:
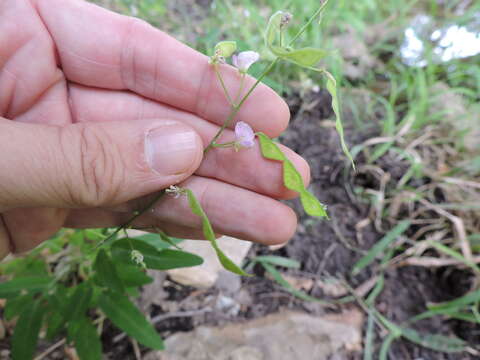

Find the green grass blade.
[
  {"left": 401, "top": 328, "right": 466, "bottom": 353},
  {"left": 363, "top": 310, "right": 376, "bottom": 360},
  {"left": 253, "top": 255, "right": 300, "bottom": 268},
  {"left": 379, "top": 333, "right": 397, "bottom": 360},
  {"left": 428, "top": 288, "right": 480, "bottom": 311},
  {"left": 262, "top": 262, "right": 330, "bottom": 304},
  {"left": 352, "top": 220, "right": 411, "bottom": 275}
]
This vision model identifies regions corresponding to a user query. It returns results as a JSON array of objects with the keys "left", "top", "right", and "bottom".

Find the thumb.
[{"left": 0, "top": 118, "right": 203, "bottom": 211}]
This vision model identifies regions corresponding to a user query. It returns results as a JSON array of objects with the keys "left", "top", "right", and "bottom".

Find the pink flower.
[
  {"left": 235, "top": 121, "right": 255, "bottom": 148},
  {"left": 232, "top": 51, "right": 260, "bottom": 73}
]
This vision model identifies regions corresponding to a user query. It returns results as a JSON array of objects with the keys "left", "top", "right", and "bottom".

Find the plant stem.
[
  {"left": 204, "top": 58, "right": 279, "bottom": 154},
  {"left": 213, "top": 64, "right": 233, "bottom": 105},
  {"left": 289, "top": 0, "right": 329, "bottom": 46},
  {"left": 94, "top": 190, "right": 166, "bottom": 250},
  {"left": 234, "top": 73, "right": 246, "bottom": 106}
]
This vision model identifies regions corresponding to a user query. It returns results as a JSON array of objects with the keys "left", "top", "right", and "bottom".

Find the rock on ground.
[
  {"left": 167, "top": 236, "right": 252, "bottom": 288},
  {"left": 144, "top": 309, "right": 363, "bottom": 360}
]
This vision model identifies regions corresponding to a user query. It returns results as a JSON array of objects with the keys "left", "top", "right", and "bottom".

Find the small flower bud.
[
  {"left": 165, "top": 185, "right": 185, "bottom": 199},
  {"left": 280, "top": 12, "right": 293, "bottom": 28},
  {"left": 131, "top": 250, "right": 146, "bottom": 268}
]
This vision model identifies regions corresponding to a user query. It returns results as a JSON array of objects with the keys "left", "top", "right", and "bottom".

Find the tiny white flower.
[
  {"left": 165, "top": 185, "right": 185, "bottom": 198},
  {"left": 232, "top": 51, "right": 260, "bottom": 73}
]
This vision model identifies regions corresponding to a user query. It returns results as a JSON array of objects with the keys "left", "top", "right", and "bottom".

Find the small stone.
[{"left": 167, "top": 237, "right": 252, "bottom": 289}]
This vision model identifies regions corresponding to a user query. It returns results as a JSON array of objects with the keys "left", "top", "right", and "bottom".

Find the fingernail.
[{"left": 145, "top": 124, "right": 200, "bottom": 175}]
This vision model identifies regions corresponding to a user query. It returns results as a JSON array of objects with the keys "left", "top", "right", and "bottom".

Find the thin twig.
[{"left": 34, "top": 339, "right": 66, "bottom": 360}]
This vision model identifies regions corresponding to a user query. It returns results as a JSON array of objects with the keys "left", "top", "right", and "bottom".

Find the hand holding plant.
[{"left": 0, "top": 0, "right": 352, "bottom": 358}]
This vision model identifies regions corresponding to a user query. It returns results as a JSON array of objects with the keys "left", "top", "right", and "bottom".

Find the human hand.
[{"left": 0, "top": 0, "right": 310, "bottom": 258}]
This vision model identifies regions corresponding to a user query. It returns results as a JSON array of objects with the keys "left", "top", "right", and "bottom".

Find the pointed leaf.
[
  {"left": 283, "top": 160, "right": 305, "bottom": 192},
  {"left": 325, "top": 71, "right": 355, "bottom": 169},
  {"left": 129, "top": 233, "right": 183, "bottom": 250},
  {"left": 94, "top": 249, "right": 124, "bottom": 293},
  {"left": 115, "top": 264, "right": 153, "bottom": 287},
  {"left": 12, "top": 300, "right": 44, "bottom": 360},
  {"left": 73, "top": 318, "right": 102, "bottom": 360},
  {"left": 271, "top": 46, "right": 328, "bottom": 67},
  {"left": 185, "top": 189, "right": 250, "bottom": 276},
  {"left": 4, "top": 294, "right": 34, "bottom": 321},
  {"left": 99, "top": 291, "right": 164, "bottom": 350},
  {"left": 257, "top": 132, "right": 286, "bottom": 161},
  {"left": 0, "top": 276, "right": 52, "bottom": 298},
  {"left": 300, "top": 190, "right": 328, "bottom": 217},
  {"left": 111, "top": 238, "right": 203, "bottom": 270},
  {"left": 64, "top": 282, "right": 93, "bottom": 322}
]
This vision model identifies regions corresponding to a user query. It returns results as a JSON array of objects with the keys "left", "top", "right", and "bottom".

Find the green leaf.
[
  {"left": 129, "top": 233, "right": 183, "bottom": 250},
  {"left": 283, "top": 160, "right": 305, "bottom": 192},
  {"left": 270, "top": 46, "right": 328, "bottom": 67},
  {"left": 214, "top": 41, "right": 236, "bottom": 58},
  {"left": 98, "top": 291, "right": 164, "bottom": 350},
  {"left": 300, "top": 190, "right": 328, "bottom": 217},
  {"left": 73, "top": 318, "right": 102, "bottom": 360},
  {"left": 253, "top": 255, "right": 300, "bottom": 269},
  {"left": 94, "top": 249, "right": 124, "bottom": 293},
  {"left": 45, "top": 286, "right": 70, "bottom": 340},
  {"left": 265, "top": 11, "right": 283, "bottom": 47},
  {"left": 325, "top": 71, "right": 355, "bottom": 169},
  {"left": 352, "top": 220, "right": 411, "bottom": 275},
  {"left": 0, "top": 276, "right": 52, "bottom": 298},
  {"left": 111, "top": 238, "right": 203, "bottom": 270},
  {"left": 257, "top": 132, "right": 286, "bottom": 161},
  {"left": 428, "top": 288, "right": 480, "bottom": 311},
  {"left": 402, "top": 328, "right": 466, "bottom": 353},
  {"left": 64, "top": 283, "right": 93, "bottom": 322},
  {"left": 262, "top": 262, "right": 330, "bottom": 304},
  {"left": 185, "top": 189, "right": 250, "bottom": 276},
  {"left": 115, "top": 264, "right": 153, "bottom": 287},
  {"left": 4, "top": 294, "right": 34, "bottom": 321},
  {"left": 12, "top": 300, "right": 44, "bottom": 360}
]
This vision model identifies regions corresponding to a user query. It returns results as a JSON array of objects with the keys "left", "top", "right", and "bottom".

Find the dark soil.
[
  {"left": 129, "top": 90, "right": 477, "bottom": 360},
  {"left": 19, "top": 91, "right": 477, "bottom": 360}
]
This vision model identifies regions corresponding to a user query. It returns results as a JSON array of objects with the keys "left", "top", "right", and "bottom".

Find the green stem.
[
  {"left": 204, "top": 58, "right": 279, "bottom": 154},
  {"left": 234, "top": 73, "right": 246, "bottom": 106},
  {"left": 93, "top": 190, "right": 166, "bottom": 250},
  {"left": 289, "top": 0, "right": 329, "bottom": 46},
  {"left": 213, "top": 64, "right": 233, "bottom": 105},
  {"left": 212, "top": 141, "right": 237, "bottom": 148}
]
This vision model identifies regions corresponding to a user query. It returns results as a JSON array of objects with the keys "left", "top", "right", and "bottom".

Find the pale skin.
[{"left": 0, "top": 0, "right": 310, "bottom": 258}]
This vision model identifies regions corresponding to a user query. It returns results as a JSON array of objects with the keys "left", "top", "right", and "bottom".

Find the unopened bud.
[{"left": 280, "top": 12, "right": 293, "bottom": 28}]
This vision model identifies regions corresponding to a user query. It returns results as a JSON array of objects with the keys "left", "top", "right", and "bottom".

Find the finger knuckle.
[{"left": 66, "top": 124, "right": 125, "bottom": 207}]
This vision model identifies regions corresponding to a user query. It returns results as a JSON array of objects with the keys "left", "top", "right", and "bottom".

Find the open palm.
[{"left": 0, "top": 0, "right": 309, "bottom": 257}]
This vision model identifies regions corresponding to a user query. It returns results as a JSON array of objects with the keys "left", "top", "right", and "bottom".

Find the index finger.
[{"left": 35, "top": 0, "right": 290, "bottom": 136}]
